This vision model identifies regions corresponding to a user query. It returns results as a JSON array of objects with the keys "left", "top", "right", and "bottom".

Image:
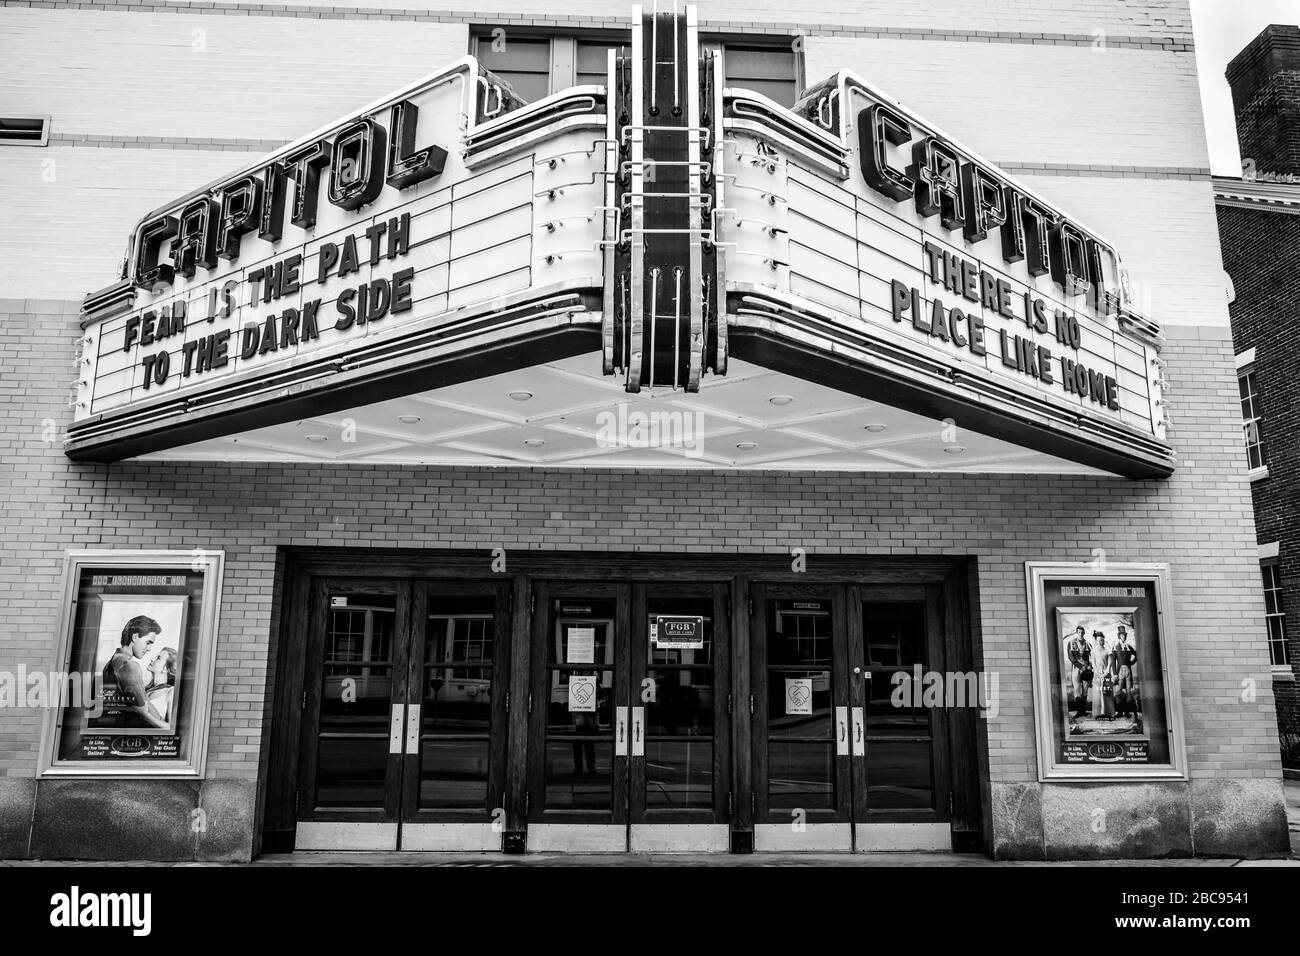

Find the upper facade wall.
[
  {"left": 20, "top": 0, "right": 1196, "bottom": 40},
  {"left": 0, "top": 1, "right": 1225, "bottom": 329}
]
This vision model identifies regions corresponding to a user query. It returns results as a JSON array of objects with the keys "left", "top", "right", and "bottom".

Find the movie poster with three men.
[
  {"left": 1032, "top": 570, "right": 1178, "bottom": 772},
  {"left": 1056, "top": 607, "right": 1146, "bottom": 761}
]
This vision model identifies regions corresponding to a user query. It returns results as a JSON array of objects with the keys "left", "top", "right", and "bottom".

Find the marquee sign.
[{"left": 69, "top": 5, "right": 1172, "bottom": 478}]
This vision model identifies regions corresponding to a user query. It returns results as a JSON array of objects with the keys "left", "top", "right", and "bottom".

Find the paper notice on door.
[
  {"left": 567, "top": 626, "right": 596, "bottom": 664},
  {"left": 568, "top": 674, "right": 597, "bottom": 712},
  {"left": 785, "top": 677, "right": 813, "bottom": 716}
]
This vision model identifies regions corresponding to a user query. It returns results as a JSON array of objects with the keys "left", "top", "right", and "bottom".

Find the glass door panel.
[
  {"left": 316, "top": 596, "right": 398, "bottom": 809},
  {"left": 526, "top": 581, "right": 730, "bottom": 851},
  {"left": 528, "top": 585, "right": 628, "bottom": 834},
  {"left": 633, "top": 587, "right": 727, "bottom": 822},
  {"left": 296, "top": 580, "right": 412, "bottom": 850},
  {"left": 403, "top": 585, "right": 509, "bottom": 828},
  {"left": 751, "top": 585, "right": 852, "bottom": 849},
  {"left": 298, "top": 578, "right": 509, "bottom": 851},
  {"left": 849, "top": 586, "right": 953, "bottom": 851},
  {"left": 859, "top": 598, "right": 939, "bottom": 817}
]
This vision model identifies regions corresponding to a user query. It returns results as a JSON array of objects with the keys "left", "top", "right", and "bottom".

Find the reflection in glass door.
[
  {"left": 527, "top": 583, "right": 627, "bottom": 851},
  {"left": 853, "top": 591, "right": 951, "bottom": 851},
  {"left": 296, "top": 581, "right": 409, "bottom": 850},
  {"left": 400, "top": 582, "right": 511, "bottom": 850},
  {"left": 295, "top": 578, "right": 510, "bottom": 851},
  {"left": 751, "top": 584, "right": 954, "bottom": 852},
  {"left": 630, "top": 585, "right": 729, "bottom": 851},
  {"left": 751, "top": 586, "right": 852, "bottom": 850},
  {"left": 526, "top": 581, "right": 730, "bottom": 852}
]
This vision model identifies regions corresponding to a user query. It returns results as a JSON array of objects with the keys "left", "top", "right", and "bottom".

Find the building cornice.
[{"left": 1213, "top": 175, "right": 1300, "bottom": 214}]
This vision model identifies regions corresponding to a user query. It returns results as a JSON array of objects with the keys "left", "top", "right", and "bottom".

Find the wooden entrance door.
[
  {"left": 295, "top": 577, "right": 511, "bottom": 850},
  {"left": 525, "top": 580, "right": 732, "bottom": 851},
  {"left": 750, "top": 582, "right": 954, "bottom": 851}
]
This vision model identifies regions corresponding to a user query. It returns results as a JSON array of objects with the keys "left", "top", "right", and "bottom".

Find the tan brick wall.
[
  {"left": 0, "top": 300, "right": 1280, "bottom": 787},
  {"left": 0, "top": 1, "right": 1224, "bottom": 319},
  {"left": 0, "top": 0, "right": 1284, "bottom": 858}
]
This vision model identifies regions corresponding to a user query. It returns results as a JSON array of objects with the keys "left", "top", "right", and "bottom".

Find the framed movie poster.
[
  {"left": 39, "top": 550, "right": 224, "bottom": 777},
  {"left": 86, "top": 593, "right": 188, "bottom": 735},
  {"left": 1026, "top": 563, "right": 1187, "bottom": 780}
]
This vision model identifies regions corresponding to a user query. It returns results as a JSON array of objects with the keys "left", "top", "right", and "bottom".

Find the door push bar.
[
  {"left": 632, "top": 707, "right": 645, "bottom": 757},
  {"left": 389, "top": 704, "right": 405, "bottom": 755},
  {"left": 405, "top": 704, "right": 422, "bottom": 756},
  {"left": 389, "top": 704, "right": 428, "bottom": 756},
  {"left": 614, "top": 706, "right": 648, "bottom": 758},
  {"left": 616, "top": 706, "right": 629, "bottom": 757}
]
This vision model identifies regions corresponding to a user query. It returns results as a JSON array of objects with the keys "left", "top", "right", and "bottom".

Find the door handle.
[
  {"left": 851, "top": 706, "right": 865, "bottom": 756},
  {"left": 405, "top": 704, "right": 421, "bottom": 755},
  {"left": 835, "top": 706, "right": 849, "bottom": 756},
  {"left": 615, "top": 706, "right": 629, "bottom": 757},
  {"left": 388, "top": 704, "right": 405, "bottom": 755},
  {"left": 631, "top": 707, "right": 645, "bottom": 757}
]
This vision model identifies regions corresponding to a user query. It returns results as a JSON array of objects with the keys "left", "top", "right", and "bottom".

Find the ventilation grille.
[{"left": 0, "top": 116, "right": 50, "bottom": 146}]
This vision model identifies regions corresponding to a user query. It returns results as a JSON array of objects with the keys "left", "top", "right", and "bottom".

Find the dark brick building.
[{"left": 1216, "top": 23, "right": 1300, "bottom": 770}]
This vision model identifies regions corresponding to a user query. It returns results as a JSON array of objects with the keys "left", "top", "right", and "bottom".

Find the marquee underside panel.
[{"left": 129, "top": 353, "right": 1108, "bottom": 475}]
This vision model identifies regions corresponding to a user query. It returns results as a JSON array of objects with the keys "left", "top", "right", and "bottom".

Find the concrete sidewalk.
[
  {"left": 1286, "top": 775, "right": 1300, "bottom": 850},
  {"left": 4, "top": 779, "right": 1296, "bottom": 867},
  {"left": 1, "top": 852, "right": 1294, "bottom": 866}
]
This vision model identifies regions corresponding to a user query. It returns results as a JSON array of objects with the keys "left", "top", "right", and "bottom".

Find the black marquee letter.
[
  {"left": 258, "top": 162, "right": 288, "bottom": 242},
  {"left": 1021, "top": 196, "right": 1056, "bottom": 278},
  {"left": 1086, "top": 237, "right": 1120, "bottom": 315},
  {"left": 910, "top": 136, "right": 964, "bottom": 231},
  {"left": 133, "top": 215, "right": 179, "bottom": 290},
  {"left": 962, "top": 162, "right": 1007, "bottom": 243},
  {"left": 172, "top": 197, "right": 218, "bottom": 278},
  {"left": 217, "top": 176, "right": 263, "bottom": 261},
  {"left": 386, "top": 100, "right": 448, "bottom": 190},
  {"left": 329, "top": 119, "right": 387, "bottom": 212},
  {"left": 859, "top": 104, "right": 914, "bottom": 202},
  {"left": 1050, "top": 219, "right": 1089, "bottom": 297},
  {"left": 282, "top": 141, "right": 331, "bottom": 230}
]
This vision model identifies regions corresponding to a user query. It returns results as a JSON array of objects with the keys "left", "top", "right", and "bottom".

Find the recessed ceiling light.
[
  {"left": 943, "top": 445, "right": 965, "bottom": 454},
  {"left": 509, "top": 391, "right": 533, "bottom": 402},
  {"left": 305, "top": 434, "right": 328, "bottom": 443},
  {"left": 524, "top": 438, "right": 545, "bottom": 447},
  {"left": 736, "top": 441, "right": 757, "bottom": 450},
  {"left": 769, "top": 395, "right": 793, "bottom": 406},
  {"left": 864, "top": 424, "right": 887, "bottom": 433},
  {"left": 397, "top": 414, "right": 422, "bottom": 424}
]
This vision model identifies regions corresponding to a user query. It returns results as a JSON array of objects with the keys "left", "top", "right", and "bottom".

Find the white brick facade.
[{"left": 0, "top": 0, "right": 1287, "bottom": 860}]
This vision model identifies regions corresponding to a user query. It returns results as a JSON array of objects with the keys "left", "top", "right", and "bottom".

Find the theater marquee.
[{"left": 68, "top": 5, "right": 1172, "bottom": 478}]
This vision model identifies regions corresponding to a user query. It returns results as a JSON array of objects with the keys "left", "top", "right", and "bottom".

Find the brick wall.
[
  {"left": 1218, "top": 202, "right": 1300, "bottom": 767},
  {"left": 0, "top": 300, "right": 1283, "bottom": 786},
  {"left": 0, "top": 0, "right": 1287, "bottom": 858},
  {"left": 0, "top": 2, "right": 1219, "bottom": 322},
  {"left": 1226, "top": 24, "right": 1300, "bottom": 179}
]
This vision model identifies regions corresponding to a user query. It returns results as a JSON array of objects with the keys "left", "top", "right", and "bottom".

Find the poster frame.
[
  {"left": 1025, "top": 561, "right": 1187, "bottom": 781},
  {"left": 38, "top": 550, "right": 225, "bottom": 779}
]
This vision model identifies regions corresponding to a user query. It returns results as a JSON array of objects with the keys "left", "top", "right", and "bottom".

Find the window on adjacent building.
[
  {"left": 706, "top": 43, "right": 799, "bottom": 106},
  {"left": 472, "top": 30, "right": 800, "bottom": 106},
  {"left": 1262, "top": 561, "right": 1290, "bottom": 667},
  {"left": 1238, "top": 367, "right": 1265, "bottom": 471}
]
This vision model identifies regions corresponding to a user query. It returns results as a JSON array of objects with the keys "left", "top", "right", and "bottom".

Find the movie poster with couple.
[
  {"left": 1057, "top": 607, "right": 1145, "bottom": 743},
  {"left": 86, "top": 593, "right": 187, "bottom": 736}
]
